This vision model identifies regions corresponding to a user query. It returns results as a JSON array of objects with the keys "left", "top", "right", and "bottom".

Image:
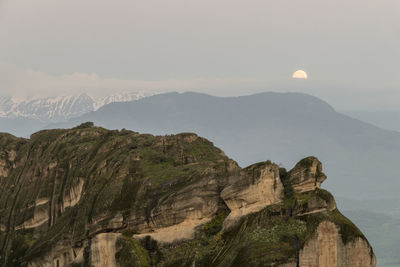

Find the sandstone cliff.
[{"left": 0, "top": 124, "right": 375, "bottom": 266}]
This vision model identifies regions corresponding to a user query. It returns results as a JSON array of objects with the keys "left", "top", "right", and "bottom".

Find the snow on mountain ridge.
[
  {"left": 92, "top": 91, "right": 150, "bottom": 110},
  {"left": 0, "top": 91, "right": 152, "bottom": 122}
]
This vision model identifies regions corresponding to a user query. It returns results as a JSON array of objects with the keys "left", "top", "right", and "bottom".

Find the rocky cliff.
[{"left": 0, "top": 123, "right": 375, "bottom": 266}]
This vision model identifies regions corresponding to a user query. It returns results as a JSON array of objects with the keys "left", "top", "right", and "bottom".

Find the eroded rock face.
[
  {"left": 0, "top": 159, "right": 8, "bottom": 177},
  {"left": 300, "top": 221, "right": 376, "bottom": 267},
  {"left": 0, "top": 133, "right": 23, "bottom": 178},
  {"left": 91, "top": 233, "right": 121, "bottom": 267},
  {"left": 131, "top": 173, "right": 229, "bottom": 243},
  {"left": 62, "top": 178, "right": 85, "bottom": 211},
  {"left": 28, "top": 246, "right": 78, "bottom": 267},
  {"left": 0, "top": 149, "right": 18, "bottom": 178},
  {"left": 288, "top": 156, "right": 327, "bottom": 192},
  {"left": 221, "top": 161, "right": 284, "bottom": 228},
  {"left": 125, "top": 157, "right": 240, "bottom": 243},
  {"left": 134, "top": 217, "right": 211, "bottom": 243},
  {"left": 0, "top": 127, "right": 375, "bottom": 267},
  {"left": 28, "top": 234, "right": 121, "bottom": 267},
  {"left": 16, "top": 204, "right": 49, "bottom": 230}
]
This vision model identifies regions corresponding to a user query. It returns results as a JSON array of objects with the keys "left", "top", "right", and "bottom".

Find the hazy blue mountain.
[
  {"left": 49, "top": 92, "right": 400, "bottom": 202},
  {"left": 342, "top": 109, "right": 400, "bottom": 132}
]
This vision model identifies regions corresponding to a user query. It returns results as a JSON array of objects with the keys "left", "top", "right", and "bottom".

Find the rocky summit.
[{"left": 0, "top": 123, "right": 375, "bottom": 267}]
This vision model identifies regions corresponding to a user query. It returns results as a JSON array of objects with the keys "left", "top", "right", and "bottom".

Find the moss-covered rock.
[{"left": 115, "top": 235, "right": 150, "bottom": 267}]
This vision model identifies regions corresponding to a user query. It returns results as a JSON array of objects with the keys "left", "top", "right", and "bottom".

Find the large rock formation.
[
  {"left": 299, "top": 221, "right": 376, "bottom": 267},
  {"left": 0, "top": 124, "right": 375, "bottom": 266},
  {"left": 221, "top": 161, "right": 284, "bottom": 228},
  {"left": 288, "top": 156, "right": 327, "bottom": 193}
]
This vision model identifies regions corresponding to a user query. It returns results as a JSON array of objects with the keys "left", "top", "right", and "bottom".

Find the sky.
[{"left": 0, "top": 0, "right": 399, "bottom": 109}]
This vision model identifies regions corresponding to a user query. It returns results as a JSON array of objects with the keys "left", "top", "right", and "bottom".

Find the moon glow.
[{"left": 292, "top": 70, "right": 308, "bottom": 79}]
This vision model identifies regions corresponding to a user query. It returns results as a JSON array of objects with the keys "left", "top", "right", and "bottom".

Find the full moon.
[{"left": 292, "top": 70, "right": 308, "bottom": 79}]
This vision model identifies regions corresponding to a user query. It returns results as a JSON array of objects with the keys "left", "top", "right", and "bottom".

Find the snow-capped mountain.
[
  {"left": 92, "top": 91, "right": 150, "bottom": 110},
  {"left": 0, "top": 96, "right": 20, "bottom": 117},
  {"left": 0, "top": 92, "right": 152, "bottom": 123}
]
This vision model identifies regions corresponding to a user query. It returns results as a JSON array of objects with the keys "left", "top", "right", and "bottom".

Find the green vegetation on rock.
[{"left": 116, "top": 235, "right": 151, "bottom": 267}]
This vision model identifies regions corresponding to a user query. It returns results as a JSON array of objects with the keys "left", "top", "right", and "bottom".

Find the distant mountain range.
[
  {"left": 0, "top": 92, "right": 152, "bottom": 136},
  {"left": 0, "top": 92, "right": 151, "bottom": 122}
]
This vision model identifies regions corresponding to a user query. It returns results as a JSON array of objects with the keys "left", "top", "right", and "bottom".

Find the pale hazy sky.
[{"left": 1, "top": 0, "right": 399, "bottom": 109}]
